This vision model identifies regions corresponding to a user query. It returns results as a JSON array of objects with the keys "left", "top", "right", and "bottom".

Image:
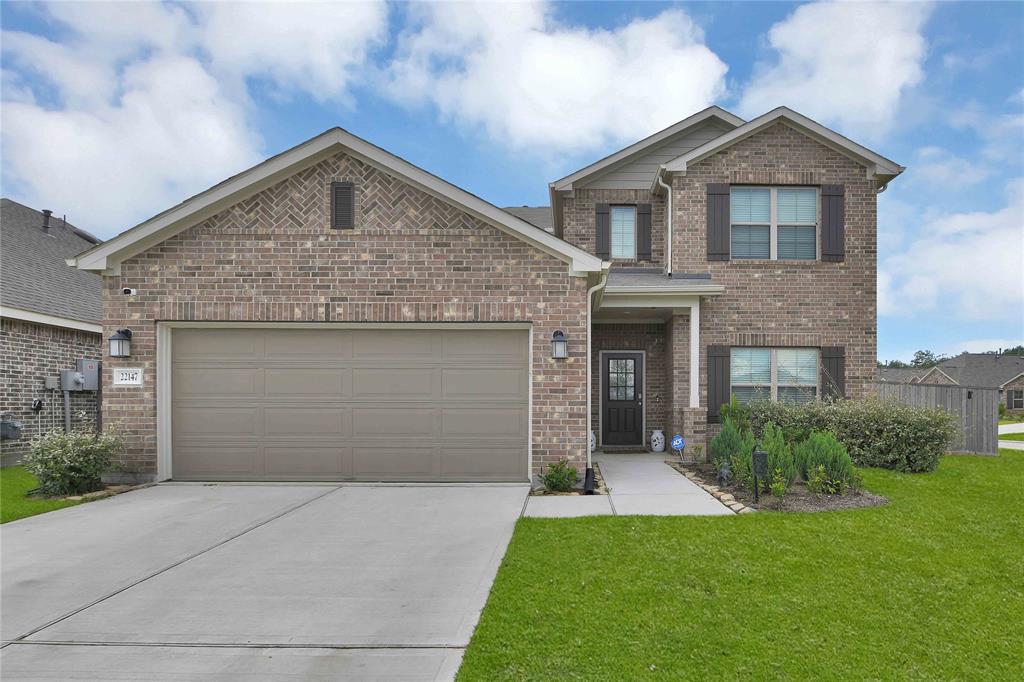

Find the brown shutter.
[
  {"left": 707, "top": 345, "right": 730, "bottom": 423},
  {"left": 636, "top": 203, "right": 652, "bottom": 260},
  {"left": 820, "top": 184, "right": 845, "bottom": 262},
  {"left": 595, "top": 203, "right": 610, "bottom": 259},
  {"left": 331, "top": 182, "right": 354, "bottom": 230},
  {"left": 707, "top": 183, "right": 730, "bottom": 261},
  {"left": 821, "top": 346, "right": 846, "bottom": 400}
]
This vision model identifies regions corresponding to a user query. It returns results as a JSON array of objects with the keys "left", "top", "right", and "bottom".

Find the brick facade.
[
  {"left": 0, "top": 318, "right": 101, "bottom": 464},
  {"left": 564, "top": 122, "right": 879, "bottom": 448},
  {"left": 1004, "top": 375, "right": 1024, "bottom": 414},
  {"left": 102, "top": 151, "right": 590, "bottom": 479},
  {"left": 562, "top": 189, "right": 665, "bottom": 268}
]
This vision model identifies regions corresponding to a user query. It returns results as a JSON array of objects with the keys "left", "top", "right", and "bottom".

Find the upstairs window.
[
  {"left": 730, "top": 187, "right": 817, "bottom": 260},
  {"left": 610, "top": 206, "right": 636, "bottom": 259},
  {"left": 731, "top": 347, "right": 819, "bottom": 404}
]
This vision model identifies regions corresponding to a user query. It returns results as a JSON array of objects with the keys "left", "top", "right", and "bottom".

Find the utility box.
[
  {"left": 60, "top": 369, "right": 85, "bottom": 391},
  {"left": 0, "top": 412, "right": 23, "bottom": 440},
  {"left": 44, "top": 376, "right": 61, "bottom": 390},
  {"left": 76, "top": 359, "right": 100, "bottom": 391}
]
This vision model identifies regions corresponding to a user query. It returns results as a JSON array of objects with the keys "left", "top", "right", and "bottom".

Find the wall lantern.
[
  {"left": 752, "top": 449, "right": 769, "bottom": 503},
  {"left": 551, "top": 330, "right": 568, "bottom": 359},
  {"left": 109, "top": 329, "right": 133, "bottom": 358}
]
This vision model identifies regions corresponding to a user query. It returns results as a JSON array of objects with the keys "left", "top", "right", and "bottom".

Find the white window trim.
[
  {"left": 730, "top": 347, "right": 819, "bottom": 402},
  {"left": 1011, "top": 389, "right": 1024, "bottom": 410},
  {"left": 610, "top": 205, "right": 637, "bottom": 260},
  {"left": 730, "top": 187, "right": 819, "bottom": 261}
]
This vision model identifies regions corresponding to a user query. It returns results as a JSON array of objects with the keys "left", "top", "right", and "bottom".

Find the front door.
[{"left": 602, "top": 352, "right": 644, "bottom": 446}]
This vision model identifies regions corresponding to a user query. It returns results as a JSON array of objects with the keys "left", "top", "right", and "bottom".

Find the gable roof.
[
  {"left": 0, "top": 198, "right": 102, "bottom": 330},
  {"left": 70, "top": 128, "right": 603, "bottom": 276},
  {"left": 876, "top": 367, "right": 928, "bottom": 384},
  {"left": 659, "top": 106, "right": 905, "bottom": 190},
  {"left": 930, "top": 353, "right": 1024, "bottom": 388}
]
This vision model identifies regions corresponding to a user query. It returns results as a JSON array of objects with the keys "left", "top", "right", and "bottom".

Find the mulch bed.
[
  {"left": 530, "top": 462, "right": 609, "bottom": 496},
  {"left": 667, "top": 460, "right": 888, "bottom": 513}
]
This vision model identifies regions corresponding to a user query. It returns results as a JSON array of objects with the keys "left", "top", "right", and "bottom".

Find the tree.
[
  {"left": 911, "top": 350, "right": 945, "bottom": 368},
  {"left": 1002, "top": 345, "right": 1024, "bottom": 356},
  {"left": 878, "top": 359, "right": 911, "bottom": 368}
]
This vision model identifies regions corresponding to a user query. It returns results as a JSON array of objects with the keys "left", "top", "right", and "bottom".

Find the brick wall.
[
  {"left": 1004, "top": 375, "right": 1024, "bottom": 413},
  {"left": 562, "top": 189, "right": 665, "bottom": 269},
  {"left": 673, "top": 123, "right": 878, "bottom": 416},
  {"left": 591, "top": 324, "right": 668, "bottom": 448},
  {"left": 102, "top": 151, "right": 590, "bottom": 478},
  {"left": 0, "top": 318, "right": 101, "bottom": 464}
]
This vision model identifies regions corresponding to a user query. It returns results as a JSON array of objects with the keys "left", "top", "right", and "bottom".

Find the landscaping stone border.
[
  {"left": 63, "top": 482, "right": 154, "bottom": 502},
  {"left": 664, "top": 460, "right": 755, "bottom": 514}
]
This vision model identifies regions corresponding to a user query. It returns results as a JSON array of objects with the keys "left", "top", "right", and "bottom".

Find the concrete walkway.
[
  {"left": 998, "top": 439, "right": 1024, "bottom": 451},
  {"left": 1, "top": 483, "right": 527, "bottom": 681},
  {"left": 523, "top": 453, "right": 732, "bottom": 517},
  {"left": 998, "top": 422, "right": 1024, "bottom": 434}
]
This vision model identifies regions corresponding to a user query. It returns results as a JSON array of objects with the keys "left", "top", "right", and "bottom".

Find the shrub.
[
  {"left": 540, "top": 459, "right": 579, "bottom": 492},
  {"left": 747, "top": 398, "right": 957, "bottom": 473},
  {"left": 23, "top": 428, "right": 123, "bottom": 496},
  {"left": 733, "top": 444, "right": 754, "bottom": 491},
  {"left": 709, "top": 417, "right": 743, "bottom": 467},
  {"left": 719, "top": 395, "right": 751, "bottom": 435},
  {"left": 760, "top": 422, "right": 797, "bottom": 491},
  {"left": 769, "top": 468, "right": 788, "bottom": 505},
  {"left": 793, "top": 431, "right": 854, "bottom": 484},
  {"left": 999, "top": 402, "right": 1006, "bottom": 418}
]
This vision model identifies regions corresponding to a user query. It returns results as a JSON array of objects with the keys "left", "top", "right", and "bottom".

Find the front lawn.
[
  {"left": 1, "top": 466, "right": 82, "bottom": 524},
  {"left": 459, "top": 450, "right": 1023, "bottom": 680},
  {"left": 999, "top": 432, "right": 1024, "bottom": 441}
]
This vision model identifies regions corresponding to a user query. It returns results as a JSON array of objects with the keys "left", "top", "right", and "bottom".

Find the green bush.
[
  {"left": 23, "top": 428, "right": 123, "bottom": 496},
  {"left": 719, "top": 395, "right": 751, "bottom": 435},
  {"left": 709, "top": 417, "right": 743, "bottom": 467},
  {"left": 733, "top": 444, "right": 754, "bottom": 491},
  {"left": 999, "top": 402, "right": 1006, "bottom": 418},
  {"left": 747, "top": 398, "right": 957, "bottom": 473},
  {"left": 761, "top": 422, "right": 797, "bottom": 491},
  {"left": 540, "top": 459, "right": 579, "bottom": 492},
  {"left": 769, "top": 468, "right": 788, "bottom": 505},
  {"left": 794, "top": 430, "right": 854, "bottom": 484}
]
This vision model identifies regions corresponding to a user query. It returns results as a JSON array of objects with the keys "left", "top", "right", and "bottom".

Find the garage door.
[{"left": 171, "top": 327, "right": 529, "bottom": 481}]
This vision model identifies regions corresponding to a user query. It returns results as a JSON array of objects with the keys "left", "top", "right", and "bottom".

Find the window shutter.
[
  {"left": 636, "top": 203, "right": 652, "bottom": 261},
  {"left": 820, "top": 184, "right": 845, "bottom": 262},
  {"left": 707, "top": 184, "right": 730, "bottom": 261},
  {"left": 331, "top": 182, "right": 355, "bottom": 230},
  {"left": 821, "top": 346, "right": 846, "bottom": 400},
  {"left": 707, "top": 345, "right": 730, "bottom": 423},
  {"left": 595, "top": 203, "right": 610, "bottom": 259}
]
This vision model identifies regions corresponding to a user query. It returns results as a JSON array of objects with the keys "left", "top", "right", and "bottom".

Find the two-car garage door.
[{"left": 171, "top": 327, "right": 529, "bottom": 482}]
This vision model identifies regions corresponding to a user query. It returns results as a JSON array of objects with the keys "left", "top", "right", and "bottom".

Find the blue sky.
[{"left": 2, "top": 1, "right": 1021, "bottom": 361}]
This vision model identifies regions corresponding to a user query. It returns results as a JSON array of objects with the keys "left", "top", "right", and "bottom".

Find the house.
[
  {"left": 0, "top": 199, "right": 103, "bottom": 464},
  {"left": 67, "top": 105, "right": 903, "bottom": 484},
  {"left": 918, "top": 353, "right": 1024, "bottom": 413},
  {"left": 876, "top": 367, "right": 928, "bottom": 384}
]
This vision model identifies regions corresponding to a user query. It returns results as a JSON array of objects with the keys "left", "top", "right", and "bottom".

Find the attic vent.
[{"left": 331, "top": 182, "right": 354, "bottom": 230}]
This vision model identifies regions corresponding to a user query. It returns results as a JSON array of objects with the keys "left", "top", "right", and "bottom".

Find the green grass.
[
  {"left": 1, "top": 466, "right": 82, "bottom": 524},
  {"left": 999, "top": 432, "right": 1024, "bottom": 441},
  {"left": 459, "top": 450, "right": 1024, "bottom": 680},
  {"left": 1000, "top": 415, "right": 1024, "bottom": 425}
]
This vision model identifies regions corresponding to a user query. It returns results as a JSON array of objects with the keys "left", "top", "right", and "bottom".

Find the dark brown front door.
[{"left": 602, "top": 352, "right": 643, "bottom": 446}]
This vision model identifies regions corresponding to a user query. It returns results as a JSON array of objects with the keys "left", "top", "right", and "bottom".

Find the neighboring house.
[
  {"left": 876, "top": 367, "right": 928, "bottom": 384},
  {"left": 0, "top": 199, "right": 103, "bottom": 464},
  {"left": 917, "top": 353, "right": 1024, "bottom": 413},
  {"left": 68, "top": 105, "right": 903, "bottom": 483}
]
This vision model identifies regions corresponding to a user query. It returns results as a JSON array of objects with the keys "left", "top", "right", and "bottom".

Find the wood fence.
[{"left": 874, "top": 382, "right": 999, "bottom": 454}]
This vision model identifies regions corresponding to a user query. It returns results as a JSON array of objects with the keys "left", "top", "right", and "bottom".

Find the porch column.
[{"left": 689, "top": 298, "right": 699, "bottom": 408}]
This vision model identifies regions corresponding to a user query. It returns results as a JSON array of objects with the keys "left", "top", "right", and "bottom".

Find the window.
[
  {"left": 731, "top": 347, "right": 818, "bottom": 404},
  {"left": 610, "top": 206, "right": 636, "bottom": 259},
  {"left": 1011, "top": 389, "right": 1024, "bottom": 410},
  {"left": 731, "top": 187, "right": 817, "bottom": 260},
  {"left": 608, "top": 358, "right": 635, "bottom": 401}
]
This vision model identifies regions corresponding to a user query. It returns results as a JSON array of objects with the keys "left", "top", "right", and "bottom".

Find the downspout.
[
  {"left": 656, "top": 168, "right": 672, "bottom": 277},
  {"left": 584, "top": 265, "right": 610, "bottom": 494}
]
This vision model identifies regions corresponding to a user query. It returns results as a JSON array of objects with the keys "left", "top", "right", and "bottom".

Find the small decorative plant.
[
  {"left": 769, "top": 467, "right": 788, "bottom": 507},
  {"left": 23, "top": 427, "right": 123, "bottom": 497},
  {"left": 690, "top": 444, "right": 704, "bottom": 464},
  {"left": 540, "top": 459, "right": 579, "bottom": 493}
]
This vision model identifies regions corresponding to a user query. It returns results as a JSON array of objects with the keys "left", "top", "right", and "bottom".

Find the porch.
[{"left": 591, "top": 269, "right": 723, "bottom": 452}]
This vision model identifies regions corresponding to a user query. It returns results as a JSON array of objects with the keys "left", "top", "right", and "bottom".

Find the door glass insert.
[{"left": 608, "top": 358, "right": 635, "bottom": 401}]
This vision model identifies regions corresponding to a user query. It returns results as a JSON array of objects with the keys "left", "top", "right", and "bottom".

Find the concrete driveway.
[{"left": 1, "top": 483, "right": 527, "bottom": 680}]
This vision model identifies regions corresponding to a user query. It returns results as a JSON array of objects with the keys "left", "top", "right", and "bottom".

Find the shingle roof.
[
  {"left": 932, "top": 353, "right": 1024, "bottom": 388},
  {"left": 502, "top": 206, "right": 553, "bottom": 233},
  {"left": 606, "top": 268, "right": 715, "bottom": 289},
  {"left": 1, "top": 198, "right": 102, "bottom": 324},
  {"left": 876, "top": 367, "right": 927, "bottom": 383}
]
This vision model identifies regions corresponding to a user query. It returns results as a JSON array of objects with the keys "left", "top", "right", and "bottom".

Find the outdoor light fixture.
[
  {"left": 752, "top": 449, "right": 769, "bottom": 503},
  {"left": 551, "top": 330, "right": 568, "bottom": 359},
  {"left": 109, "top": 329, "right": 133, "bottom": 358}
]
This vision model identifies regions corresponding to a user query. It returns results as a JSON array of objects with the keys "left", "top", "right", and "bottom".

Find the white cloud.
[
  {"left": 385, "top": 2, "right": 728, "bottom": 153},
  {"left": 907, "top": 146, "right": 991, "bottom": 189},
  {"left": 879, "top": 178, "right": 1024, "bottom": 320},
  {"left": 0, "top": 1, "right": 386, "bottom": 236},
  {"left": 739, "top": 1, "right": 933, "bottom": 138},
  {"left": 948, "top": 103, "right": 1024, "bottom": 163}
]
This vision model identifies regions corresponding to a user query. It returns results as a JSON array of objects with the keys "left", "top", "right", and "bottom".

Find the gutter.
[
  {"left": 655, "top": 168, "right": 672, "bottom": 277},
  {"left": 584, "top": 264, "right": 611, "bottom": 494}
]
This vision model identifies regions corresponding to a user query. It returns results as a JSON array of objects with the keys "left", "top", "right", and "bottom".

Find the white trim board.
[
  {"left": 70, "top": 128, "right": 602, "bottom": 276},
  {"left": 0, "top": 306, "right": 102, "bottom": 334}
]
